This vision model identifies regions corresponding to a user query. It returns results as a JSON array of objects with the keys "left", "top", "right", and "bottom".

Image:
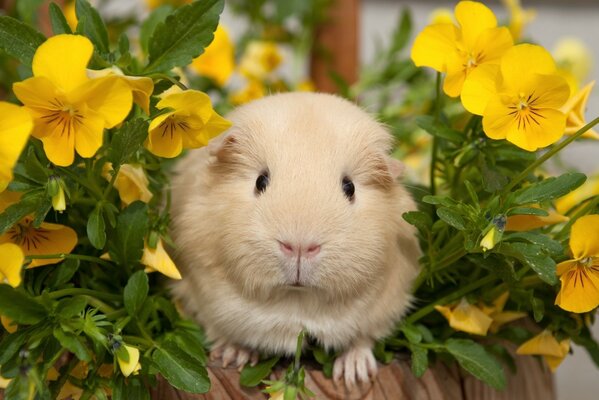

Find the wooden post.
[{"left": 310, "top": 0, "right": 359, "bottom": 93}]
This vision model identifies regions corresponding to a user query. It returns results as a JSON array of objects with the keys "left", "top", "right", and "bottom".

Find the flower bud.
[
  {"left": 48, "top": 176, "right": 66, "bottom": 212},
  {"left": 480, "top": 215, "right": 506, "bottom": 252},
  {"left": 117, "top": 344, "right": 141, "bottom": 377}
]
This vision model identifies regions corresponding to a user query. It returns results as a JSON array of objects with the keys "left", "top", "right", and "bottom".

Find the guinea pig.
[{"left": 169, "top": 92, "right": 421, "bottom": 388}]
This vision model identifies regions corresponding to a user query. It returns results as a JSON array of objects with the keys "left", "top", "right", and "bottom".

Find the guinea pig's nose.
[{"left": 278, "top": 241, "right": 321, "bottom": 258}]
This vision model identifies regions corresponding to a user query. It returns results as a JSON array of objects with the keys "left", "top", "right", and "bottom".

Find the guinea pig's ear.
[
  {"left": 207, "top": 128, "right": 242, "bottom": 162},
  {"left": 387, "top": 157, "right": 405, "bottom": 180}
]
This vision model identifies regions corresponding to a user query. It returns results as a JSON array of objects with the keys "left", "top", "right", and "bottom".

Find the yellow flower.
[
  {"left": 555, "top": 214, "right": 599, "bottom": 313},
  {"left": 87, "top": 67, "right": 154, "bottom": 115},
  {"left": 295, "top": 80, "right": 315, "bottom": 92},
  {"left": 145, "top": 87, "right": 231, "bottom": 158},
  {"left": 13, "top": 34, "right": 133, "bottom": 166},
  {"left": 117, "top": 344, "right": 141, "bottom": 377},
  {"left": 553, "top": 37, "right": 593, "bottom": 85},
  {"left": 1, "top": 315, "right": 17, "bottom": 333},
  {"left": 435, "top": 298, "right": 493, "bottom": 336},
  {"left": 0, "top": 191, "right": 77, "bottom": 268},
  {"left": 411, "top": 1, "right": 513, "bottom": 97},
  {"left": 501, "top": 0, "right": 535, "bottom": 41},
  {"left": 230, "top": 80, "right": 266, "bottom": 105},
  {"left": 103, "top": 163, "right": 153, "bottom": 206},
  {"left": 429, "top": 8, "right": 454, "bottom": 25},
  {"left": 560, "top": 81, "right": 599, "bottom": 140},
  {"left": 63, "top": 1, "right": 77, "bottom": 31},
  {"left": 506, "top": 206, "right": 568, "bottom": 231},
  {"left": 191, "top": 25, "right": 235, "bottom": 87},
  {"left": 142, "top": 239, "right": 182, "bottom": 280},
  {"left": 516, "top": 330, "right": 570, "bottom": 372},
  {"left": 481, "top": 292, "right": 526, "bottom": 333},
  {"left": 556, "top": 174, "right": 599, "bottom": 214},
  {"left": 239, "top": 41, "right": 283, "bottom": 80},
  {"left": 0, "top": 243, "right": 24, "bottom": 287},
  {"left": 0, "top": 102, "right": 33, "bottom": 192},
  {"left": 461, "top": 44, "right": 569, "bottom": 151}
]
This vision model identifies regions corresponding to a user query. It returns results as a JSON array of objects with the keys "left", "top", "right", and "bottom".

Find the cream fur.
[{"left": 169, "top": 92, "right": 421, "bottom": 357}]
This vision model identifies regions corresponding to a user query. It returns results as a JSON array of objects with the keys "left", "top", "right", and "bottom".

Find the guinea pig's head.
[{"left": 204, "top": 92, "right": 410, "bottom": 299}]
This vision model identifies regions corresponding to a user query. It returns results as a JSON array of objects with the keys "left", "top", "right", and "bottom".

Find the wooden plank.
[{"left": 310, "top": 0, "right": 359, "bottom": 93}]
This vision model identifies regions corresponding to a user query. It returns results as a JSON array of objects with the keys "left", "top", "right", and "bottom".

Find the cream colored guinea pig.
[{"left": 169, "top": 92, "right": 421, "bottom": 388}]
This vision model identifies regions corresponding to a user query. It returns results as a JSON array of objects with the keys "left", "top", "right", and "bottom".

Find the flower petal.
[
  {"left": 474, "top": 27, "right": 513, "bottom": 65},
  {"left": 443, "top": 69, "right": 467, "bottom": 98},
  {"left": 12, "top": 76, "right": 61, "bottom": 116},
  {"left": 516, "top": 330, "right": 563, "bottom": 357},
  {"left": 530, "top": 74, "right": 570, "bottom": 109},
  {"left": 505, "top": 108, "right": 566, "bottom": 151},
  {"left": 40, "top": 126, "right": 77, "bottom": 166},
  {"left": 455, "top": 1, "right": 497, "bottom": 47},
  {"left": 0, "top": 103, "right": 33, "bottom": 191},
  {"left": 411, "top": 23, "right": 459, "bottom": 72},
  {"left": 74, "top": 109, "right": 106, "bottom": 159},
  {"left": 32, "top": 34, "right": 92, "bottom": 93},
  {"left": 569, "top": 214, "right": 599, "bottom": 259},
  {"left": 544, "top": 340, "right": 570, "bottom": 372},
  {"left": 23, "top": 222, "right": 78, "bottom": 268},
  {"left": 500, "top": 44, "right": 557, "bottom": 93},
  {"left": 556, "top": 175, "right": 599, "bottom": 215},
  {"left": 449, "top": 299, "right": 493, "bottom": 336},
  {"left": 191, "top": 25, "right": 235, "bottom": 87},
  {"left": 118, "top": 345, "right": 140, "bottom": 377},
  {"left": 157, "top": 90, "right": 213, "bottom": 120},
  {"left": 146, "top": 120, "right": 184, "bottom": 158},
  {"left": 0, "top": 243, "right": 24, "bottom": 287},
  {"left": 505, "top": 208, "right": 569, "bottom": 232},
  {"left": 69, "top": 76, "right": 133, "bottom": 128},
  {"left": 461, "top": 64, "right": 500, "bottom": 115},
  {"left": 142, "top": 239, "right": 181, "bottom": 280},
  {"left": 555, "top": 264, "right": 599, "bottom": 313},
  {"left": 113, "top": 164, "right": 153, "bottom": 205}
]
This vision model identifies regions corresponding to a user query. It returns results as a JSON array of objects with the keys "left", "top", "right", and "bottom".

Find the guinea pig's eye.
[
  {"left": 255, "top": 171, "right": 270, "bottom": 194},
  {"left": 342, "top": 177, "right": 355, "bottom": 201}
]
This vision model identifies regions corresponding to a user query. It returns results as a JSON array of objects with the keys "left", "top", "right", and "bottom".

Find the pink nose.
[{"left": 279, "top": 241, "right": 321, "bottom": 258}]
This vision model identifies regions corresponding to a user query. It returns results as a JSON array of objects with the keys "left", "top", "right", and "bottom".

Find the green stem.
[
  {"left": 58, "top": 167, "right": 103, "bottom": 200},
  {"left": 26, "top": 253, "right": 113, "bottom": 269},
  {"left": 46, "top": 288, "right": 121, "bottom": 302},
  {"left": 429, "top": 72, "right": 443, "bottom": 196},
  {"left": 502, "top": 117, "right": 599, "bottom": 194},
  {"left": 146, "top": 73, "right": 188, "bottom": 90},
  {"left": 81, "top": 295, "right": 116, "bottom": 314},
  {"left": 104, "top": 309, "right": 128, "bottom": 320},
  {"left": 294, "top": 330, "right": 305, "bottom": 372},
  {"left": 406, "top": 274, "right": 496, "bottom": 324},
  {"left": 123, "top": 334, "right": 153, "bottom": 348},
  {"left": 102, "top": 165, "right": 120, "bottom": 199},
  {"left": 413, "top": 246, "right": 468, "bottom": 291}
]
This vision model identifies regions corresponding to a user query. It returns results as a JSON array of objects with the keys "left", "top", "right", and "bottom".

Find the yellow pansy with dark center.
[
  {"left": 411, "top": 1, "right": 513, "bottom": 97},
  {"left": 555, "top": 214, "right": 599, "bottom": 313},
  {"left": 461, "top": 44, "right": 570, "bottom": 151},
  {"left": 13, "top": 34, "right": 133, "bottom": 166},
  {"left": 145, "top": 87, "right": 231, "bottom": 158}
]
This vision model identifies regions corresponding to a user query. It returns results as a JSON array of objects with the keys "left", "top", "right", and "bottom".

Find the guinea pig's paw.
[
  {"left": 209, "top": 340, "right": 259, "bottom": 371},
  {"left": 332, "top": 344, "right": 378, "bottom": 390}
]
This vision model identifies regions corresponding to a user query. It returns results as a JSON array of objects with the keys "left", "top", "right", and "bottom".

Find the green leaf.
[
  {"left": 416, "top": 116, "right": 463, "bottom": 143},
  {"left": 75, "top": 0, "right": 109, "bottom": 54},
  {"left": 402, "top": 211, "right": 432, "bottom": 233},
  {"left": 55, "top": 296, "right": 87, "bottom": 318},
  {"left": 152, "top": 339, "right": 210, "bottom": 393},
  {"left": 437, "top": 207, "right": 467, "bottom": 230},
  {"left": 53, "top": 328, "right": 91, "bottom": 362},
  {"left": 87, "top": 205, "right": 106, "bottom": 249},
  {"left": 0, "top": 285, "right": 45, "bottom": 324},
  {"left": 504, "top": 232, "right": 563, "bottom": 255},
  {"left": 445, "top": 338, "right": 506, "bottom": 390},
  {"left": 124, "top": 271, "right": 149, "bottom": 316},
  {"left": 145, "top": 0, "right": 223, "bottom": 74},
  {"left": 422, "top": 195, "right": 456, "bottom": 207},
  {"left": 0, "top": 326, "right": 30, "bottom": 364},
  {"left": 47, "top": 258, "right": 80, "bottom": 288},
  {"left": 0, "top": 16, "right": 45, "bottom": 66},
  {"left": 170, "top": 329, "right": 207, "bottom": 364},
  {"left": 49, "top": 2, "right": 73, "bottom": 35},
  {"left": 409, "top": 345, "right": 428, "bottom": 378},
  {"left": 0, "top": 191, "right": 46, "bottom": 234},
  {"left": 498, "top": 242, "right": 558, "bottom": 285},
  {"left": 507, "top": 207, "right": 549, "bottom": 217},
  {"left": 139, "top": 5, "right": 173, "bottom": 55},
  {"left": 108, "top": 201, "right": 149, "bottom": 267},
  {"left": 400, "top": 323, "right": 422, "bottom": 344},
  {"left": 239, "top": 356, "right": 280, "bottom": 387},
  {"left": 389, "top": 9, "right": 412, "bottom": 54},
  {"left": 108, "top": 119, "right": 149, "bottom": 169},
  {"left": 481, "top": 163, "right": 508, "bottom": 193},
  {"left": 512, "top": 172, "right": 586, "bottom": 205}
]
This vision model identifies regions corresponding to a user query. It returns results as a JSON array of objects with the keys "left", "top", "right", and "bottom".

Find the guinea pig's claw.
[
  {"left": 210, "top": 342, "right": 260, "bottom": 371},
  {"left": 333, "top": 345, "right": 378, "bottom": 390}
]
